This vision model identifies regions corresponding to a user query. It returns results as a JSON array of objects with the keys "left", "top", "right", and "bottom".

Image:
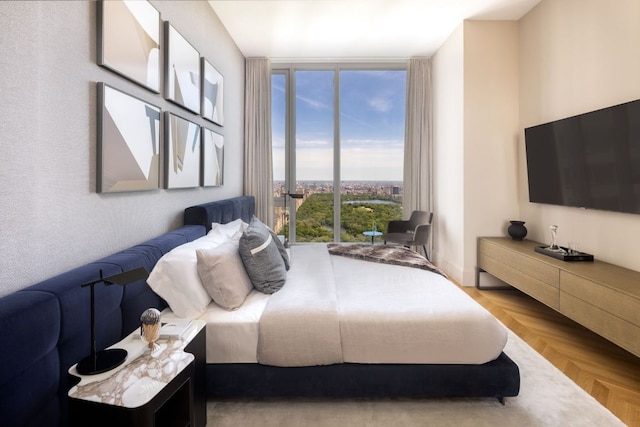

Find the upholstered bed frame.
[
  {"left": 0, "top": 196, "right": 518, "bottom": 427},
  {"left": 183, "top": 197, "right": 520, "bottom": 402},
  {"left": 0, "top": 225, "right": 211, "bottom": 427}
]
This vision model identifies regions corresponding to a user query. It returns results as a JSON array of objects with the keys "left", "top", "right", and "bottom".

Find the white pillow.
[
  {"left": 196, "top": 237, "right": 253, "bottom": 310},
  {"left": 208, "top": 219, "right": 248, "bottom": 243},
  {"left": 147, "top": 235, "right": 221, "bottom": 319}
]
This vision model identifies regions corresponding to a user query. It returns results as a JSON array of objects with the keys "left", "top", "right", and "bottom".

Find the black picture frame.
[
  {"left": 97, "top": 0, "right": 161, "bottom": 93},
  {"left": 97, "top": 83, "right": 161, "bottom": 193}
]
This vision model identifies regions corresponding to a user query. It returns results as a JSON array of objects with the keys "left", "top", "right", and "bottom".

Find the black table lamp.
[{"left": 76, "top": 267, "right": 149, "bottom": 375}]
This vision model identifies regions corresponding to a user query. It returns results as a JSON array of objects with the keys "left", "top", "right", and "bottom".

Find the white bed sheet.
[
  {"left": 161, "top": 290, "right": 269, "bottom": 363},
  {"left": 198, "top": 290, "right": 269, "bottom": 363}
]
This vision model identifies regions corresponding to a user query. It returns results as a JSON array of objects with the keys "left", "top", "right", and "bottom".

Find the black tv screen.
[{"left": 524, "top": 99, "right": 640, "bottom": 215}]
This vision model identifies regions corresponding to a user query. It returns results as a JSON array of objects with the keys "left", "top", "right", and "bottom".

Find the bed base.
[{"left": 206, "top": 352, "right": 520, "bottom": 402}]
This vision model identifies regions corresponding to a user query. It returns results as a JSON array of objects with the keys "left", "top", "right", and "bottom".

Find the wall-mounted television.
[{"left": 524, "top": 99, "right": 640, "bottom": 215}]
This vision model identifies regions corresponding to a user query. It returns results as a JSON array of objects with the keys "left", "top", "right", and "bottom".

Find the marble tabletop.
[{"left": 68, "top": 319, "right": 204, "bottom": 408}]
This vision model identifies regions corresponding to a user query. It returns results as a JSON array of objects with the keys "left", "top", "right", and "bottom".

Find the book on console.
[{"left": 159, "top": 319, "right": 193, "bottom": 339}]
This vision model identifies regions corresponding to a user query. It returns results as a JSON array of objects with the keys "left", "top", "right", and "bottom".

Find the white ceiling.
[{"left": 208, "top": 0, "right": 541, "bottom": 62}]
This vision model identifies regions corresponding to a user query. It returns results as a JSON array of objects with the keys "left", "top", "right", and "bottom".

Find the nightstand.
[{"left": 68, "top": 320, "right": 206, "bottom": 427}]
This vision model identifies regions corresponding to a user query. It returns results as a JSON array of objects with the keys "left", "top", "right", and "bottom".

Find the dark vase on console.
[{"left": 507, "top": 221, "right": 527, "bottom": 241}]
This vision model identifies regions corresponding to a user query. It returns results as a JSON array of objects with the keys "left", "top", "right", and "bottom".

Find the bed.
[{"left": 178, "top": 196, "right": 520, "bottom": 402}]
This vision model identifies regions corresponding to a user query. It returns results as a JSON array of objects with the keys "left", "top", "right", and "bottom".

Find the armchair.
[{"left": 382, "top": 211, "right": 433, "bottom": 260}]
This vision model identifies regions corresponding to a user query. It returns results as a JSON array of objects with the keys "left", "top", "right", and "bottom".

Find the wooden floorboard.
[{"left": 462, "top": 285, "right": 640, "bottom": 426}]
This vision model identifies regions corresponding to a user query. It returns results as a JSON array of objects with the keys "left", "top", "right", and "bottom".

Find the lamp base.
[{"left": 76, "top": 348, "right": 128, "bottom": 375}]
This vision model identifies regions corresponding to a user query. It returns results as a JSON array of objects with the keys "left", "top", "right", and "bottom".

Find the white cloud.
[
  {"left": 297, "top": 93, "right": 331, "bottom": 110},
  {"left": 367, "top": 96, "right": 392, "bottom": 112}
]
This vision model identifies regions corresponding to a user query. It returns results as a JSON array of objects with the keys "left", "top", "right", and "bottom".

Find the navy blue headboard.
[
  {"left": 0, "top": 224, "right": 206, "bottom": 427},
  {"left": 184, "top": 196, "right": 255, "bottom": 232}
]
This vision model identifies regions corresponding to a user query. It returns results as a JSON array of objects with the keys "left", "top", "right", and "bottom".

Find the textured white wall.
[
  {"left": 519, "top": 0, "right": 640, "bottom": 271},
  {"left": 0, "top": 1, "right": 245, "bottom": 297}
]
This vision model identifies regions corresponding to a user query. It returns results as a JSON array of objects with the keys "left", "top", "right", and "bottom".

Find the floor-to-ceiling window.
[{"left": 272, "top": 65, "right": 406, "bottom": 244}]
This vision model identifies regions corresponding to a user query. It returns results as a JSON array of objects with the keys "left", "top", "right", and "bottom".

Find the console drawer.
[
  {"left": 479, "top": 253, "right": 559, "bottom": 309},
  {"left": 479, "top": 240, "right": 559, "bottom": 287},
  {"left": 561, "top": 271, "right": 640, "bottom": 328},
  {"left": 560, "top": 291, "right": 640, "bottom": 357}
]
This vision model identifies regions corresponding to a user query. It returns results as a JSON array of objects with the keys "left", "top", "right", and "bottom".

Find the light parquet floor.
[{"left": 462, "top": 285, "right": 640, "bottom": 426}]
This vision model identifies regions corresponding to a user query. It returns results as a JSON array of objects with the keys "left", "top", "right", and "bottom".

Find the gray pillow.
[
  {"left": 267, "top": 227, "right": 290, "bottom": 270},
  {"left": 239, "top": 216, "right": 287, "bottom": 293}
]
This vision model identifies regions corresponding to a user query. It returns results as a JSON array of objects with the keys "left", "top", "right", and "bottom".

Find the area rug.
[{"left": 206, "top": 329, "right": 624, "bottom": 426}]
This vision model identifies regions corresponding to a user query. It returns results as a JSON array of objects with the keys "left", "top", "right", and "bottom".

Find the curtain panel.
[
  {"left": 403, "top": 57, "right": 433, "bottom": 215},
  {"left": 403, "top": 57, "right": 433, "bottom": 252},
  {"left": 244, "top": 58, "right": 274, "bottom": 225}
]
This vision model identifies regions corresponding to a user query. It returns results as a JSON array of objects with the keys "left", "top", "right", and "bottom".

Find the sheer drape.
[
  {"left": 244, "top": 58, "right": 273, "bottom": 224},
  {"left": 403, "top": 58, "right": 433, "bottom": 251},
  {"left": 403, "top": 57, "right": 433, "bottom": 214}
]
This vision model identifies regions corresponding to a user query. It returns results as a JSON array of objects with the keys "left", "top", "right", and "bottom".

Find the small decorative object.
[
  {"left": 534, "top": 245, "right": 594, "bottom": 262},
  {"left": 507, "top": 220, "right": 527, "bottom": 241},
  {"left": 140, "top": 308, "right": 161, "bottom": 350},
  {"left": 568, "top": 241, "right": 579, "bottom": 255},
  {"left": 548, "top": 224, "right": 562, "bottom": 252}
]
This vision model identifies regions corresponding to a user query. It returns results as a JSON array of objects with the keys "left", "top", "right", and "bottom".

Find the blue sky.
[{"left": 272, "top": 69, "right": 406, "bottom": 182}]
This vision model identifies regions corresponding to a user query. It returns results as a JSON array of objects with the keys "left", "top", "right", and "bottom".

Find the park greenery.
[{"left": 278, "top": 193, "right": 403, "bottom": 243}]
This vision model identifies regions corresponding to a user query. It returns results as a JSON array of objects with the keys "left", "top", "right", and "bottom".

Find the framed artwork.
[
  {"left": 97, "top": 0, "right": 160, "bottom": 93},
  {"left": 165, "top": 22, "right": 200, "bottom": 113},
  {"left": 201, "top": 58, "right": 224, "bottom": 126},
  {"left": 201, "top": 127, "right": 224, "bottom": 186},
  {"left": 165, "top": 112, "right": 201, "bottom": 189},
  {"left": 97, "top": 83, "right": 161, "bottom": 193}
]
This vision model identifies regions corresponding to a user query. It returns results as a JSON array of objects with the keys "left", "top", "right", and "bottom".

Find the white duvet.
[
  {"left": 332, "top": 250, "right": 507, "bottom": 364},
  {"left": 199, "top": 244, "right": 507, "bottom": 365}
]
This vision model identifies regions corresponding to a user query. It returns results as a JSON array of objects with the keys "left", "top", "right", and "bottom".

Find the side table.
[
  {"left": 68, "top": 319, "right": 206, "bottom": 427},
  {"left": 363, "top": 230, "right": 383, "bottom": 244}
]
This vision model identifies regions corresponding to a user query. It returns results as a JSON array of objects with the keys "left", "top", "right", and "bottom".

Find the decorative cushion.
[
  {"left": 267, "top": 227, "right": 290, "bottom": 270},
  {"left": 196, "top": 235, "right": 253, "bottom": 310},
  {"left": 239, "top": 216, "right": 287, "bottom": 294},
  {"left": 208, "top": 218, "right": 248, "bottom": 243},
  {"left": 147, "top": 235, "right": 221, "bottom": 318}
]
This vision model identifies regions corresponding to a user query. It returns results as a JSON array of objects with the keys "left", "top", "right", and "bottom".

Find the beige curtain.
[
  {"left": 244, "top": 58, "right": 273, "bottom": 225},
  {"left": 403, "top": 57, "right": 433, "bottom": 251},
  {"left": 403, "top": 57, "right": 432, "bottom": 215}
]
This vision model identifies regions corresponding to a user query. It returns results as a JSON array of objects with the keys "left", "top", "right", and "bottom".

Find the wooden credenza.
[{"left": 477, "top": 237, "right": 640, "bottom": 358}]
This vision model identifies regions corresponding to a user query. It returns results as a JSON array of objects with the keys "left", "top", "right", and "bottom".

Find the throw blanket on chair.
[{"left": 327, "top": 243, "right": 448, "bottom": 279}]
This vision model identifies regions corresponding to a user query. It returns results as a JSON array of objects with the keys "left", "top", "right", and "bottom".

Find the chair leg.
[{"left": 423, "top": 245, "right": 429, "bottom": 261}]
